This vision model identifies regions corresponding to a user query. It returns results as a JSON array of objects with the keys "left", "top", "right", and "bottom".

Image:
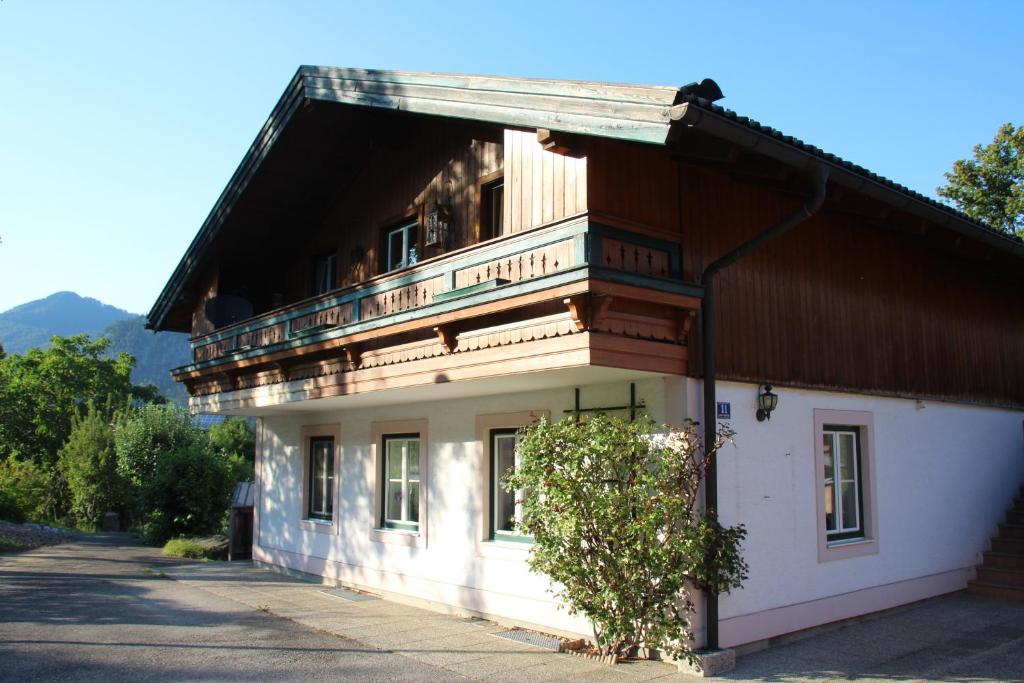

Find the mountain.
[
  {"left": 0, "top": 292, "right": 190, "bottom": 404},
  {"left": 0, "top": 291, "right": 134, "bottom": 354},
  {"left": 101, "top": 316, "right": 190, "bottom": 404}
]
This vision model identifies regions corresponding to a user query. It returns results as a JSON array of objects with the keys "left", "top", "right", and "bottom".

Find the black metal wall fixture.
[{"left": 564, "top": 383, "right": 646, "bottom": 421}]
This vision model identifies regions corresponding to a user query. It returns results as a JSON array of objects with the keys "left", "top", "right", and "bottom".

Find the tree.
[
  {"left": 937, "top": 123, "right": 1024, "bottom": 237},
  {"left": 59, "top": 405, "right": 131, "bottom": 528},
  {"left": 0, "top": 335, "right": 144, "bottom": 465},
  {"left": 208, "top": 417, "right": 256, "bottom": 481},
  {"left": 506, "top": 415, "right": 747, "bottom": 662},
  {"left": 139, "top": 442, "right": 234, "bottom": 544},
  {"left": 114, "top": 404, "right": 200, "bottom": 486}
]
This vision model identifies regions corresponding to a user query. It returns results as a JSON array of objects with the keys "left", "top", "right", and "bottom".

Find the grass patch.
[
  {"left": 162, "top": 535, "right": 228, "bottom": 560},
  {"left": 0, "top": 535, "right": 29, "bottom": 553}
]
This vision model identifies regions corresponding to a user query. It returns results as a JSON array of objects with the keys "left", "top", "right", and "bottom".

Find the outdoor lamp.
[
  {"left": 756, "top": 384, "right": 778, "bottom": 422},
  {"left": 425, "top": 198, "right": 452, "bottom": 247}
]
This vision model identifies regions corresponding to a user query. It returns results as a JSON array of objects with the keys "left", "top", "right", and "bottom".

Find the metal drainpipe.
[{"left": 699, "top": 164, "right": 829, "bottom": 651}]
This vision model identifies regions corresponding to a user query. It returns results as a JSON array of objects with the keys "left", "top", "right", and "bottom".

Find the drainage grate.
[
  {"left": 320, "top": 587, "right": 379, "bottom": 602},
  {"left": 493, "top": 629, "right": 562, "bottom": 651}
]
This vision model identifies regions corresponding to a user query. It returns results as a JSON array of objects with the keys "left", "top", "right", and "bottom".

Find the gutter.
[
  {"left": 698, "top": 164, "right": 829, "bottom": 651},
  {"left": 671, "top": 102, "right": 1024, "bottom": 259}
]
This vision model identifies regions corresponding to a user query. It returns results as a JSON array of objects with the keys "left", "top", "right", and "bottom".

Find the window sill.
[
  {"left": 370, "top": 526, "right": 426, "bottom": 548},
  {"left": 299, "top": 517, "right": 336, "bottom": 535},
  {"left": 478, "top": 538, "right": 532, "bottom": 561},
  {"left": 819, "top": 536, "right": 878, "bottom": 563}
]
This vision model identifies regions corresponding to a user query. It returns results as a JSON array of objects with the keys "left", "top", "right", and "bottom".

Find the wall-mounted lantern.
[
  {"left": 424, "top": 198, "right": 453, "bottom": 247},
  {"left": 756, "top": 384, "right": 778, "bottom": 422}
]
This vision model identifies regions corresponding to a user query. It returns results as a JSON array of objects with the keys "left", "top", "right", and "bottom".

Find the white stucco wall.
[
  {"left": 254, "top": 377, "right": 681, "bottom": 638},
  {"left": 709, "top": 379, "right": 1024, "bottom": 647}
]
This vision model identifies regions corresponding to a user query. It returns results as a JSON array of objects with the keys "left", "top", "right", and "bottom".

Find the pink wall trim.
[{"left": 720, "top": 567, "right": 973, "bottom": 648}]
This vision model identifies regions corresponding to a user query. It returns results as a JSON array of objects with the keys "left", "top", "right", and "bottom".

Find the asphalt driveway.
[
  {"left": 3, "top": 534, "right": 1024, "bottom": 682},
  {"left": 0, "top": 534, "right": 466, "bottom": 682}
]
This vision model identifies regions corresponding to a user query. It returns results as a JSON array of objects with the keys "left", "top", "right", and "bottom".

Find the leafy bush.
[
  {"left": 209, "top": 418, "right": 256, "bottom": 482},
  {"left": 139, "top": 442, "right": 233, "bottom": 544},
  {"left": 506, "top": 415, "right": 748, "bottom": 662},
  {"left": 0, "top": 458, "right": 56, "bottom": 523},
  {"left": 162, "top": 535, "right": 227, "bottom": 560},
  {"left": 115, "top": 404, "right": 199, "bottom": 485},
  {"left": 59, "top": 405, "right": 131, "bottom": 528}
]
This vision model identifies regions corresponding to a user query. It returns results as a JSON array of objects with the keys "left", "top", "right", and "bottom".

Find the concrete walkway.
[{"left": 165, "top": 560, "right": 688, "bottom": 682}]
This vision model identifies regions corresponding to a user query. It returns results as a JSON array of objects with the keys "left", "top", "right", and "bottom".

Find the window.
[
  {"left": 385, "top": 220, "right": 418, "bottom": 272},
  {"left": 307, "top": 436, "right": 335, "bottom": 521},
  {"left": 481, "top": 177, "right": 504, "bottom": 240},
  {"left": 382, "top": 435, "right": 420, "bottom": 532},
  {"left": 813, "top": 409, "right": 877, "bottom": 562},
  {"left": 312, "top": 251, "right": 337, "bottom": 296},
  {"left": 822, "top": 426, "right": 862, "bottom": 542},
  {"left": 490, "top": 428, "right": 530, "bottom": 542}
]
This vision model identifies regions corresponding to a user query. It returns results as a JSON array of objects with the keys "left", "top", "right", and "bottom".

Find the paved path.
[{"left": 3, "top": 534, "right": 1024, "bottom": 682}]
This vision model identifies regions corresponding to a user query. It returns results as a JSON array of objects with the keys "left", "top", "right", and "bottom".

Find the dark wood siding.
[{"left": 679, "top": 165, "right": 1024, "bottom": 407}]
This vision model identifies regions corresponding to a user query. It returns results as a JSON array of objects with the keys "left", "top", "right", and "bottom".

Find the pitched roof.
[{"left": 147, "top": 66, "right": 1023, "bottom": 331}]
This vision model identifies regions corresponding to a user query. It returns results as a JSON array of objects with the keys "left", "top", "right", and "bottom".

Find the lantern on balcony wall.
[
  {"left": 424, "top": 198, "right": 452, "bottom": 248},
  {"left": 756, "top": 384, "right": 778, "bottom": 422}
]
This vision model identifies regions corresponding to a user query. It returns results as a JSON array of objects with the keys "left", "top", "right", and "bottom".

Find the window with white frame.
[
  {"left": 307, "top": 436, "right": 335, "bottom": 521},
  {"left": 312, "top": 251, "right": 337, "bottom": 296},
  {"left": 822, "top": 425, "right": 863, "bottom": 542},
  {"left": 385, "top": 220, "right": 418, "bottom": 272},
  {"left": 490, "top": 428, "right": 531, "bottom": 542},
  {"left": 382, "top": 435, "right": 420, "bottom": 531}
]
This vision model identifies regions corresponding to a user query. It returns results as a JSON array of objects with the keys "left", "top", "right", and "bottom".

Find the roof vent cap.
[{"left": 679, "top": 78, "right": 724, "bottom": 103}]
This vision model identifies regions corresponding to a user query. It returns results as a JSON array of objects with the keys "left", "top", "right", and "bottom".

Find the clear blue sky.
[{"left": 1, "top": 1, "right": 1021, "bottom": 315}]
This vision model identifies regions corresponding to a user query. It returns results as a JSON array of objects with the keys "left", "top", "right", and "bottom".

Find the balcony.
[{"left": 174, "top": 216, "right": 702, "bottom": 412}]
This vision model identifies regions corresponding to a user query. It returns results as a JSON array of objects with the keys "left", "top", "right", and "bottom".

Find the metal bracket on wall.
[{"left": 564, "top": 382, "right": 645, "bottom": 421}]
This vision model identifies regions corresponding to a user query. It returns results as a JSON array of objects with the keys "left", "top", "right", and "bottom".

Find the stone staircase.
[{"left": 968, "top": 484, "right": 1024, "bottom": 601}]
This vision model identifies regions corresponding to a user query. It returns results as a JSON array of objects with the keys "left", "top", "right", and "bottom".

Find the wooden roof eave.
[{"left": 146, "top": 67, "right": 684, "bottom": 332}]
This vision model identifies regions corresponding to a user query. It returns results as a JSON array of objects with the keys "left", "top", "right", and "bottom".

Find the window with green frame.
[
  {"left": 490, "top": 428, "right": 531, "bottom": 543},
  {"left": 382, "top": 435, "right": 420, "bottom": 532},
  {"left": 307, "top": 436, "right": 334, "bottom": 521}
]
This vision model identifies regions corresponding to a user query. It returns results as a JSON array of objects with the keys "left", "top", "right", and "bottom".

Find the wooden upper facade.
[{"left": 149, "top": 68, "right": 1024, "bottom": 410}]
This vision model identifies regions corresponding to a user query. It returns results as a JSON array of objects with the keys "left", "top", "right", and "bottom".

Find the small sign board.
[{"left": 716, "top": 401, "right": 732, "bottom": 420}]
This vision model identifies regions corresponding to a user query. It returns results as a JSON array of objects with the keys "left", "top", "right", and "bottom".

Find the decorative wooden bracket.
[
  {"left": 564, "top": 296, "right": 589, "bottom": 332},
  {"left": 678, "top": 310, "right": 696, "bottom": 345},
  {"left": 217, "top": 370, "right": 238, "bottom": 390},
  {"left": 536, "top": 128, "right": 585, "bottom": 157},
  {"left": 434, "top": 325, "right": 457, "bottom": 353},
  {"left": 342, "top": 345, "right": 362, "bottom": 369},
  {"left": 564, "top": 294, "right": 612, "bottom": 333}
]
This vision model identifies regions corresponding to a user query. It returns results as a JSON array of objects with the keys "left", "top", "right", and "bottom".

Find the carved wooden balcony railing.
[{"left": 174, "top": 217, "right": 702, "bottom": 403}]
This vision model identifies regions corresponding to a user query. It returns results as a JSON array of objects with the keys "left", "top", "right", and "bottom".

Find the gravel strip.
[{"left": 0, "top": 520, "right": 76, "bottom": 550}]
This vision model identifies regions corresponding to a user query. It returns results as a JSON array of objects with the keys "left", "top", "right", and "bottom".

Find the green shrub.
[
  {"left": 507, "top": 415, "right": 748, "bottom": 662},
  {"left": 140, "top": 442, "right": 233, "bottom": 544},
  {"left": 115, "top": 404, "right": 200, "bottom": 486},
  {"left": 59, "top": 405, "right": 131, "bottom": 528},
  {"left": 0, "top": 458, "right": 55, "bottom": 523},
  {"left": 0, "top": 535, "right": 29, "bottom": 553},
  {"left": 162, "top": 535, "right": 227, "bottom": 560}
]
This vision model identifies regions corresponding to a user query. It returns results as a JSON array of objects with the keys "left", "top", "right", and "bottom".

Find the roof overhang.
[{"left": 147, "top": 66, "right": 1024, "bottom": 332}]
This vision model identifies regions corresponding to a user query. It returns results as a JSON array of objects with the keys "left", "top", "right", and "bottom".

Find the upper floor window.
[
  {"left": 482, "top": 177, "right": 504, "bottom": 240},
  {"left": 386, "top": 220, "right": 418, "bottom": 272},
  {"left": 312, "top": 251, "right": 337, "bottom": 296}
]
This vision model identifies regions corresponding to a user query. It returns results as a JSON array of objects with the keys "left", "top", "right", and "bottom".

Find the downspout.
[{"left": 699, "top": 164, "right": 829, "bottom": 650}]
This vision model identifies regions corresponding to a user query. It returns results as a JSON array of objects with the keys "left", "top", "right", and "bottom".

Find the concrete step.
[
  {"left": 998, "top": 524, "right": 1024, "bottom": 540},
  {"left": 976, "top": 566, "right": 1024, "bottom": 588},
  {"left": 983, "top": 551, "right": 1024, "bottom": 571},
  {"left": 991, "top": 537, "right": 1024, "bottom": 555},
  {"left": 967, "top": 580, "right": 1024, "bottom": 602}
]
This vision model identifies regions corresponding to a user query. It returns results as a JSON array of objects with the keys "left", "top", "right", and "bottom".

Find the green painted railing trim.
[{"left": 432, "top": 278, "right": 510, "bottom": 303}]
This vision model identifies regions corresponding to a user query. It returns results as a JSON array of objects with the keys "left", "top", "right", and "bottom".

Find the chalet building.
[{"left": 148, "top": 67, "right": 1024, "bottom": 651}]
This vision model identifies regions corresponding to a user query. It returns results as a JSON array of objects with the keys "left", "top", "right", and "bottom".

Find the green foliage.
[
  {"left": 506, "top": 415, "right": 747, "bottom": 661},
  {"left": 0, "top": 535, "right": 29, "bottom": 553},
  {"left": 58, "top": 405, "right": 131, "bottom": 528},
  {"left": 0, "top": 335, "right": 140, "bottom": 466},
  {"left": 208, "top": 417, "right": 256, "bottom": 481},
  {"left": 115, "top": 404, "right": 199, "bottom": 486},
  {"left": 139, "top": 442, "right": 234, "bottom": 544},
  {"left": 938, "top": 123, "right": 1024, "bottom": 237},
  {"left": 162, "top": 535, "right": 227, "bottom": 560},
  {"left": 0, "top": 459, "right": 55, "bottom": 523}
]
